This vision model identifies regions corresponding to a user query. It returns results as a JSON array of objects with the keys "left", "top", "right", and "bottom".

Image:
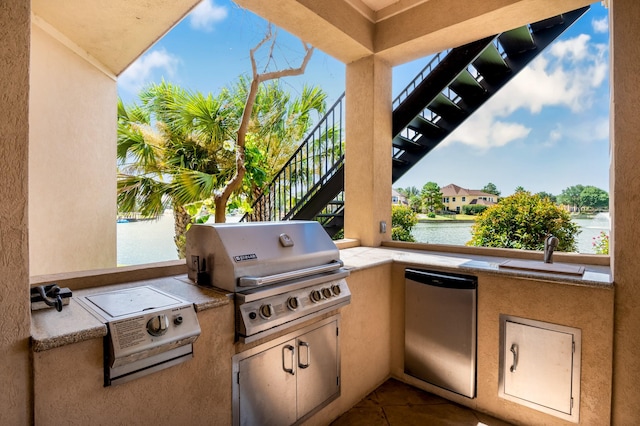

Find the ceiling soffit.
[
  {"left": 345, "top": 0, "right": 431, "bottom": 22},
  {"left": 31, "top": 0, "right": 201, "bottom": 75},
  {"left": 296, "top": 0, "right": 595, "bottom": 65},
  {"left": 374, "top": 0, "right": 595, "bottom": 64}
]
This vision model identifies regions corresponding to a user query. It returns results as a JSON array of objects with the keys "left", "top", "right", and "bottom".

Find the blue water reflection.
[{"left": 411, "top": 213, "right": 610, "bottom": 254}]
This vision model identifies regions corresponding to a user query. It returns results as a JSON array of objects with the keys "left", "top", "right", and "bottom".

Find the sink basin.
[{"left": 499, "top": 260, "right": 585, "bottom": 276}]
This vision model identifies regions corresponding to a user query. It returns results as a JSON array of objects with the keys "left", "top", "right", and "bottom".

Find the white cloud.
[
  {"left": 445, "top": 33, "right": 609, "bottom": 150},
  {"left": 562, "top": 117, "right": 610, "bottom": 143},
  {"left": 118, "top": 49, "right": 180, "bottom": 94},
  {"left": 189, "top": 0, "right": 228, "bottom": 32},
  {"left": 444, "top": 108, "right": 531, "bottom": 150},
  {"left": 548, "top": 126, "right": 563, "bottom": 143},
  {"left": 592, "top": 17, "right": 609, "bottom": 33},
  {"left": 549, "top": 34, "right": 590, "bottom": 61}
]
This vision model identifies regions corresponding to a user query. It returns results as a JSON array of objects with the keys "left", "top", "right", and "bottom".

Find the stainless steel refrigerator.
[{"left": 404, "top": 268, "right": 477, "bottom": 398}]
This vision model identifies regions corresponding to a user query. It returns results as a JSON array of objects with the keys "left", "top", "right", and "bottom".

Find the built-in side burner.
[{"left": 78, "top": 286, "right": 201, "bottom": 386}]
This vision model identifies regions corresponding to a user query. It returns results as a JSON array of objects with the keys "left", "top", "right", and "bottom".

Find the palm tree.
[{"left": 117, "top": 78, "right": 326, "bottom": 257}]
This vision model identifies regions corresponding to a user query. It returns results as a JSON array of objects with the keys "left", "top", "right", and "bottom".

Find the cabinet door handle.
[
  {"left": 510, "top": 343, "right": 518, "bottom": 372},
  {"left": 282, "top": 344, "right": 295, "bottom": 375},
  {"left": 298, "top": 341, "right": 311, "bottom": 369}
]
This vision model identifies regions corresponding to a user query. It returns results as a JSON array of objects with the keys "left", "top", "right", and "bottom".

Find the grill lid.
[{"left": 185, "top": 221, "right": 342, "bottom": 292}]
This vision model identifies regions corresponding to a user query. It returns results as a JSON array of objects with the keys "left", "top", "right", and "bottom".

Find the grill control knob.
[
  {"left": 259, "top": 304, "right": 274, "bottom": 319},
  {"left": 147, "top": 314, "right": 169, "bottom": 336},
  {"left": 173, "top": 315, "right": 183, "bottom": 325},
  {"left": 310, "top": 289, "right": 323, "bottom": 303},
  {"left": 331, "top": 284, "right": 341, "bottom": 296},
  {"left": 322, "top": 287, "right": 333, "bottom": 298},
  {"left": 287, "top": 296, "right": 300, "bottom": 311}
]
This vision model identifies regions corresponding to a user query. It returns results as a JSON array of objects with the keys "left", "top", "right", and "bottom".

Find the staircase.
[{"left": 241, "top": 6, "right": 589, "bottom": 236}]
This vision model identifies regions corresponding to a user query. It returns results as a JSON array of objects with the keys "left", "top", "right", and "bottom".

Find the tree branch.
[{"left": 214, "top": 27, "right": 314, "bottom": 222}]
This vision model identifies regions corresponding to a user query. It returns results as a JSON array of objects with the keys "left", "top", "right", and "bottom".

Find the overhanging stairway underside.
[{"left": 242, "top": 6, "right": 589, "bottom": 235}]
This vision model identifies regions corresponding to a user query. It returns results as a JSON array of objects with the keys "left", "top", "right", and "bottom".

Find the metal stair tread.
[{"left": 498, "top": 26, "right": 536, "bottom": 55}]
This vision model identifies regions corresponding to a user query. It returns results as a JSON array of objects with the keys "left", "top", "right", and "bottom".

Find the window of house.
[
  {"left": 462, "top": 197, "right": 466, "bottom": 202},
  {"left": 452, "top": 197, "right": 456, "bottom": 202}
]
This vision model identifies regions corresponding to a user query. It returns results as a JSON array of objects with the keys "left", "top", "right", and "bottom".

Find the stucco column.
[
  {"left": 344, "top": 55, "right": 392, "bottom": 246},
  {"left": 0, "top": 0, "right": 32, "bottom": 423},
  {"left": 610, "top": 0, "right": 640, "bottom": 423}
]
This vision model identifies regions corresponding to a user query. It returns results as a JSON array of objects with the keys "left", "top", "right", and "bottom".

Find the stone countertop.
[
  {"left": 31, "top": 275, "right": 230, "bottom": 352},
  {"left": 32, "top": 247, "right": 611, "bottom": 352},
  {"left": 339, "top": 246, "right": 612, "bottom": 288}
]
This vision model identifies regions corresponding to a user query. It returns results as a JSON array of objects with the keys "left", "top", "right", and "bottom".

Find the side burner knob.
[
  {"left": 331, "top": 284, "right": 342, "bottom": 296},
  {"left": 147, "top": 314, "right": 169, "bottom": 336},
  {"left": 310, "top": 289, "right": 323, "bottom": 303}
]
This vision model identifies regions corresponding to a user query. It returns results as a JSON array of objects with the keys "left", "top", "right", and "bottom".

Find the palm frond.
[
  {"left": 117, "top": 173, "right": 170, "bottom": 217},
  {"left": 169, "top": 169, "right": 219, "bottom": 205}
]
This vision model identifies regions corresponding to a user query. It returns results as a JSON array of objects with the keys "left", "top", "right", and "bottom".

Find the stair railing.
[
  {"left": 392, "top": 49, "right": 452, "bottom": 109},
  {"left": 241, "top": 93, "right": 346, "bottom": 222}
]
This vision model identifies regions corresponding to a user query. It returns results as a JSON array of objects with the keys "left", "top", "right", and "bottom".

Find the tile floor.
[{"left": 330, "top": 379, "right": 513, "bottom": 426}]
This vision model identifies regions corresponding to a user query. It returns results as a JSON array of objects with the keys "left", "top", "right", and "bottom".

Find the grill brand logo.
[{"left": 234, "top": 254, "right": 258, "bottom": 262}]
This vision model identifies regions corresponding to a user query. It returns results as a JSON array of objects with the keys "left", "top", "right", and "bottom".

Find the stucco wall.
[
  {"left": 29, "top": 24, "right": 117, "bottom": 276},
  {"left": 344, "top": 55, "right": 392, "bottom": 246},
  {"left": 304, "top": 264, "right": 394, "bottom": 425},
  {"left": 33, "top": 304, "right": 235, "bottom": 425},
  {"left": 389, "top": 264, "right": 614, "bottom": 425},
  {"left": 610, "top": 1, "right": 640, "bottom": 424},
  {"left": 0, "top": 1, "right": 32, "bottom": 424}
]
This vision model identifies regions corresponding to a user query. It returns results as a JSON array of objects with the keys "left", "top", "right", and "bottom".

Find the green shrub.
[
  {"left": 462, "top": 204, "right": 488, "bottom": 215},
  {"left": 391, "top": 227, "right": 414, "bottom": 242},
  {"left": 468, "top": 191, "right": 579, "bottom": 251},
  {"left": 391, "top": 205, "right": 418, "bottom": 242},
  {"left": 427, "top": 212, "right": 436, "bottom": 218}
]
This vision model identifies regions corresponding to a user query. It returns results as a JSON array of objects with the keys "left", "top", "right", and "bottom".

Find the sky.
[{"left": 117, "top": 0, "right": 610, "bottom": 198}]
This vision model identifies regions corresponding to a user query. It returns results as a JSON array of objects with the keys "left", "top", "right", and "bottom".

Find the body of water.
[
  {"left": 411, "top": 213, "right": 610, "bottom": 254},
  {"left": 117, "top": 212, "right": 242, "bottom": 265},
  {"left": 117, "top": 212, "right": 611, "bottom": 265}
]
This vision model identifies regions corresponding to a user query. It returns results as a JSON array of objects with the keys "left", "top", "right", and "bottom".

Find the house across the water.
[{"left": 441, "top": 183, "right": 498, "bottom": 213}]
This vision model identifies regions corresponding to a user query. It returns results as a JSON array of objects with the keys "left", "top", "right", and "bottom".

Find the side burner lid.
[{"left": 85, "top": 286, "right": 184, "bottom": 319}]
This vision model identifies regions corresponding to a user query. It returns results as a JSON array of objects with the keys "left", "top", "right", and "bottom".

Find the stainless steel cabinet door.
[
  {"left": 296, "top": 321, "right": 339, "bottom": 418},
  {"left": 504, "top": 321, "right": 574, "bottom": 414},
  {"left": 238, "top": 339, "right": 297, "bottom": 426}
]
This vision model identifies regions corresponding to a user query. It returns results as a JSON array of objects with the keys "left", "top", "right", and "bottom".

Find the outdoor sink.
[{"left": 499, "top": 259, "right": 585, "bottom": 276}]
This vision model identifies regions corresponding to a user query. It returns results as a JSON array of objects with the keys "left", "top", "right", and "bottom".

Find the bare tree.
[{"left": 213, "top": 25, "right": 314, "bottom": 222}]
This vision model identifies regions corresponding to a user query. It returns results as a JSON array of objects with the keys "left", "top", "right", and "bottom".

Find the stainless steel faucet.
[{"left": 544, "top": 235, "right": 559, "bottom": 263}]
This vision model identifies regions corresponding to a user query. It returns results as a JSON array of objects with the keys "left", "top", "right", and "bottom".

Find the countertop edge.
[
  {"left": 32, "top": 325, "right": 107, "bottom": 352},
  {"left": 339, "top": 246, "right": 612, "bottom": 289}
]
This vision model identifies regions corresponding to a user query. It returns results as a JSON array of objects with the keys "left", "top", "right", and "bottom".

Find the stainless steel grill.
[{"left": 185, "top": 221, "right": 351, "bottom": 343}]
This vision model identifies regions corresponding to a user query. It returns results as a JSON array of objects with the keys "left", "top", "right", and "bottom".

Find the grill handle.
[
  {"left": 238, "top": 260, "right": 344, "bottom": 287},
  {"left": 298, "top": 341, "right": 311, "bottom": 369},
  {"left": 282, "top": 344, "right": 295, "bottom": 375}
]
